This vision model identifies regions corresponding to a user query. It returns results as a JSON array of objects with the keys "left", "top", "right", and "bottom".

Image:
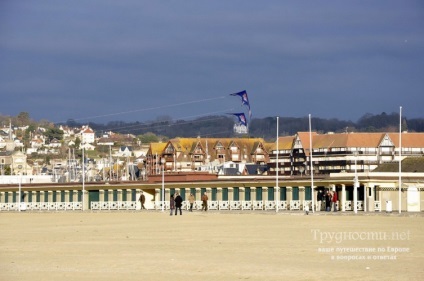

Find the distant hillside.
[
  {"left": 66, "top": 112, "right": 424, "bottom": 141},
  {"left": 2, "top": 111, "right": 423, "bottom": 141}
]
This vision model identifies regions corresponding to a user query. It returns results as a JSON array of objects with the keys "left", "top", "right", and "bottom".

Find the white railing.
[
  {"left": 345, "top": 201, "right": 352, "bottom": 211},
  {"left": 230, "top": 201, "right": 241, "bottom": 210},
  {"left": 344, "top": 200, "right": 364, "bottom": 211},
  {"left": 91, "top": 201, "right": 137, "bottom": 210},
  {"left": 290, "top": 200, "right": 300, "bottom": 210},
  {"left": 0, "top": 202, "right": 82, "bottom": 211},
  {"left": 277, "top": 201, "right": 288, "bottom": 210},
  {"left": 242, "top": 201, "right": 252, "bottom": 210},
  {"left": 264, "top": 201, "right": 276, "bottom": 210},
  {"left": 154, "top": 201, "right": 169, "bottom": 210},
  {"left": 218, "top": 201, "right": 229, "bottom": 210},
  {"left": 252, "top": 201, "right": 263, "bottom": 210},
  {"left": 0, "top": 199, "right": 375, "bottom": 212},
  {"left": 209, "top": 200, "right": 219, "bottom": 210}
]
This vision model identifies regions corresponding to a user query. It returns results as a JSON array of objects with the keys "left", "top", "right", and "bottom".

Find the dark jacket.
[
  {"left": 175, "top": 195, "right": 183, "bottom": 207},
  {"left": 325, "top": 192, "right": 332, "bottom": 206},
  {"left": 317, "top": 191, "right": 323, "bottom": 201}
]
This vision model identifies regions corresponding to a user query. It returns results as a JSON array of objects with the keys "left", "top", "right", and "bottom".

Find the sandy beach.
[{"left": 1, "top": 211, "right": 423, "bottom": 281}]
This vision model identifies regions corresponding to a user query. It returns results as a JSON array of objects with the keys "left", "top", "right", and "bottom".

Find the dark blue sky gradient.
[{"left": 1, "top": 1, "right": 423, "bottom": 124}]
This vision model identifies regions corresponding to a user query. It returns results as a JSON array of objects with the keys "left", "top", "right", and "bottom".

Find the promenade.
[{"left": 1, "top": 211, "right": 423, "bottom": 281}]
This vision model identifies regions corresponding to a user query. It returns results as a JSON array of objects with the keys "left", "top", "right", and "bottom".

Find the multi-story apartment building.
[
  {"left": 269, "top": 132, "right": 424, "bottom": 176},
  {"left": 146, "top": 138, "right": 270, "bottom": 175}
]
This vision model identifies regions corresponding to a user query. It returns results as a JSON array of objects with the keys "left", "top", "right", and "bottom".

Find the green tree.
[
  {"left": 44, "top": 127, "right": 64, "bottom": 143},
  {"left": 17, "top": 112, "right": 31, "bottom": 126},
  {"left": 74, "top": 137, "right": 81, "bottom": 149},
  {"left": 138, "top": 132, "right": 160, "bottom": 144},
  {"left": 401, "top": 119, "right": 408, "bottom": 132}
]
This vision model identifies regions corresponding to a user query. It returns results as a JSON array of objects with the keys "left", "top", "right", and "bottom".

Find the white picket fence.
[
  {"left": 0, "top": 202, "right": 82, "bottom": 211},
  {"left": 1, "top": 200, "right": 380, "bottom": 212}
]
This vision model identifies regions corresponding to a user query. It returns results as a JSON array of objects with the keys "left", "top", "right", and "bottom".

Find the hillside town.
[{"left": 1, "top": 122, "right": 424, "bottom": 184}]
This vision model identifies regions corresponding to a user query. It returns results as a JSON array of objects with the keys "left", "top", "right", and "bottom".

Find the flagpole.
[
  {"left": 276, "top": 116, "right": 279, "bottom": 213},
  {"left": 309, "top": 114, "right": 314, "bottom": 213},
  {"left": 399, "top": 106, "right": 402, "bottom": 214},
  {"left": 18, "top": 174, "right": 22, "bottom": 212},
  {"left": 82, "top": 144, "right": 85, "bottom": 211}
]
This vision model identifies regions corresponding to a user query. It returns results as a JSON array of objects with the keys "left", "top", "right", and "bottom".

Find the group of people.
[
  {"left": 169, "top": 192, "right": 209, "bottom": 215},
  {"left": 140, "top": 191, "right": 209, "bottom": 215},
  {"left": 316, "top": 189, "right": 338, "bottom": 212},
  {"left": 141, "top": 189, "right": 339, "bottom": 213},
  {"left": 169, "top": 193, "right": 183, "bottom": 215}
]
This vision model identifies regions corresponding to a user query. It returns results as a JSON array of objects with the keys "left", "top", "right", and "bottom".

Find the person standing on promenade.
[
  {"left": 316, "top": 190, "right": 323, "bottom": 212},
  {"left": 332, "top": 190, "right": 338, "bottom": 212},
  {"left": 188, "top": 193, "right": 195, "bottom": 212},
  {"left": 201, "top": 192, "right": 208, "bottom": 211},
  {"left": 325, "top": 190, "right": 332, "bottom": 212},
  {"left": 170, "top": 194, "right": 175, "bottom": 216},
  {"left": 174, "top": 192, "right": 183, "bottom": 215},
  {"left": 139, "top": 191, "right": 146, "bottom": 210}
]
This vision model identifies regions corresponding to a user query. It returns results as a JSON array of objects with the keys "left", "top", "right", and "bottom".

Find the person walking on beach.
[
  {"left": 139, "top": 191, "right": 146, "bottom": 210},
  {"left": 170, "top": 194, "right": 175, "bottom": 216},
  {"left": 188, "top": 193, "right": 195, "bottom": 212},
  {"left": 174, "top": 192, "right": 183, "bottom": 215},
  {"left": 201, "top": 192, "right": 208, "bottom": 211}
]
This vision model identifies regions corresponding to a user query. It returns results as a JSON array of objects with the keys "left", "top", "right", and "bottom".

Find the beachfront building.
[
  {"left": 1, "top": 132, "right": 424, "bottom": 213},
  {"left": 146, "top": 138, "right": 270, "bottom": 175},
  {"left": 1, "top": 163, "right": 423, "bottom": 213},
  {"left": 269, "top": 132, "right": 424, "bottom": 176}
]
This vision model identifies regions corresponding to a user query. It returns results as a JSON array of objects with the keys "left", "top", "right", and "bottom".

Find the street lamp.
[
  {"left": 398, "top": 106, "right": 402, "bottom": 214},
  {"left": 276, "top": 116, "right": 279, "bottom": 213},
  {"left": 161, "top": 158, "right": 165, "bottom": 212},
  {"left": 353, "top": 151, "right": 358, "bottom": 214},
  {"left": 82, "top": 143, "right": 85, "bottom": 211},
  {"left": 18, "top": 173, "right": 22, "bottom": 212},
  {"left": 309, "top": 114, "right": 314, "bottom": 214}
]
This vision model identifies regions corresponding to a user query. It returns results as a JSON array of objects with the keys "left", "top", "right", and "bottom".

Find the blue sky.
[{"left": 1, "top": 0, "right": 423, "bottom": 124}]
